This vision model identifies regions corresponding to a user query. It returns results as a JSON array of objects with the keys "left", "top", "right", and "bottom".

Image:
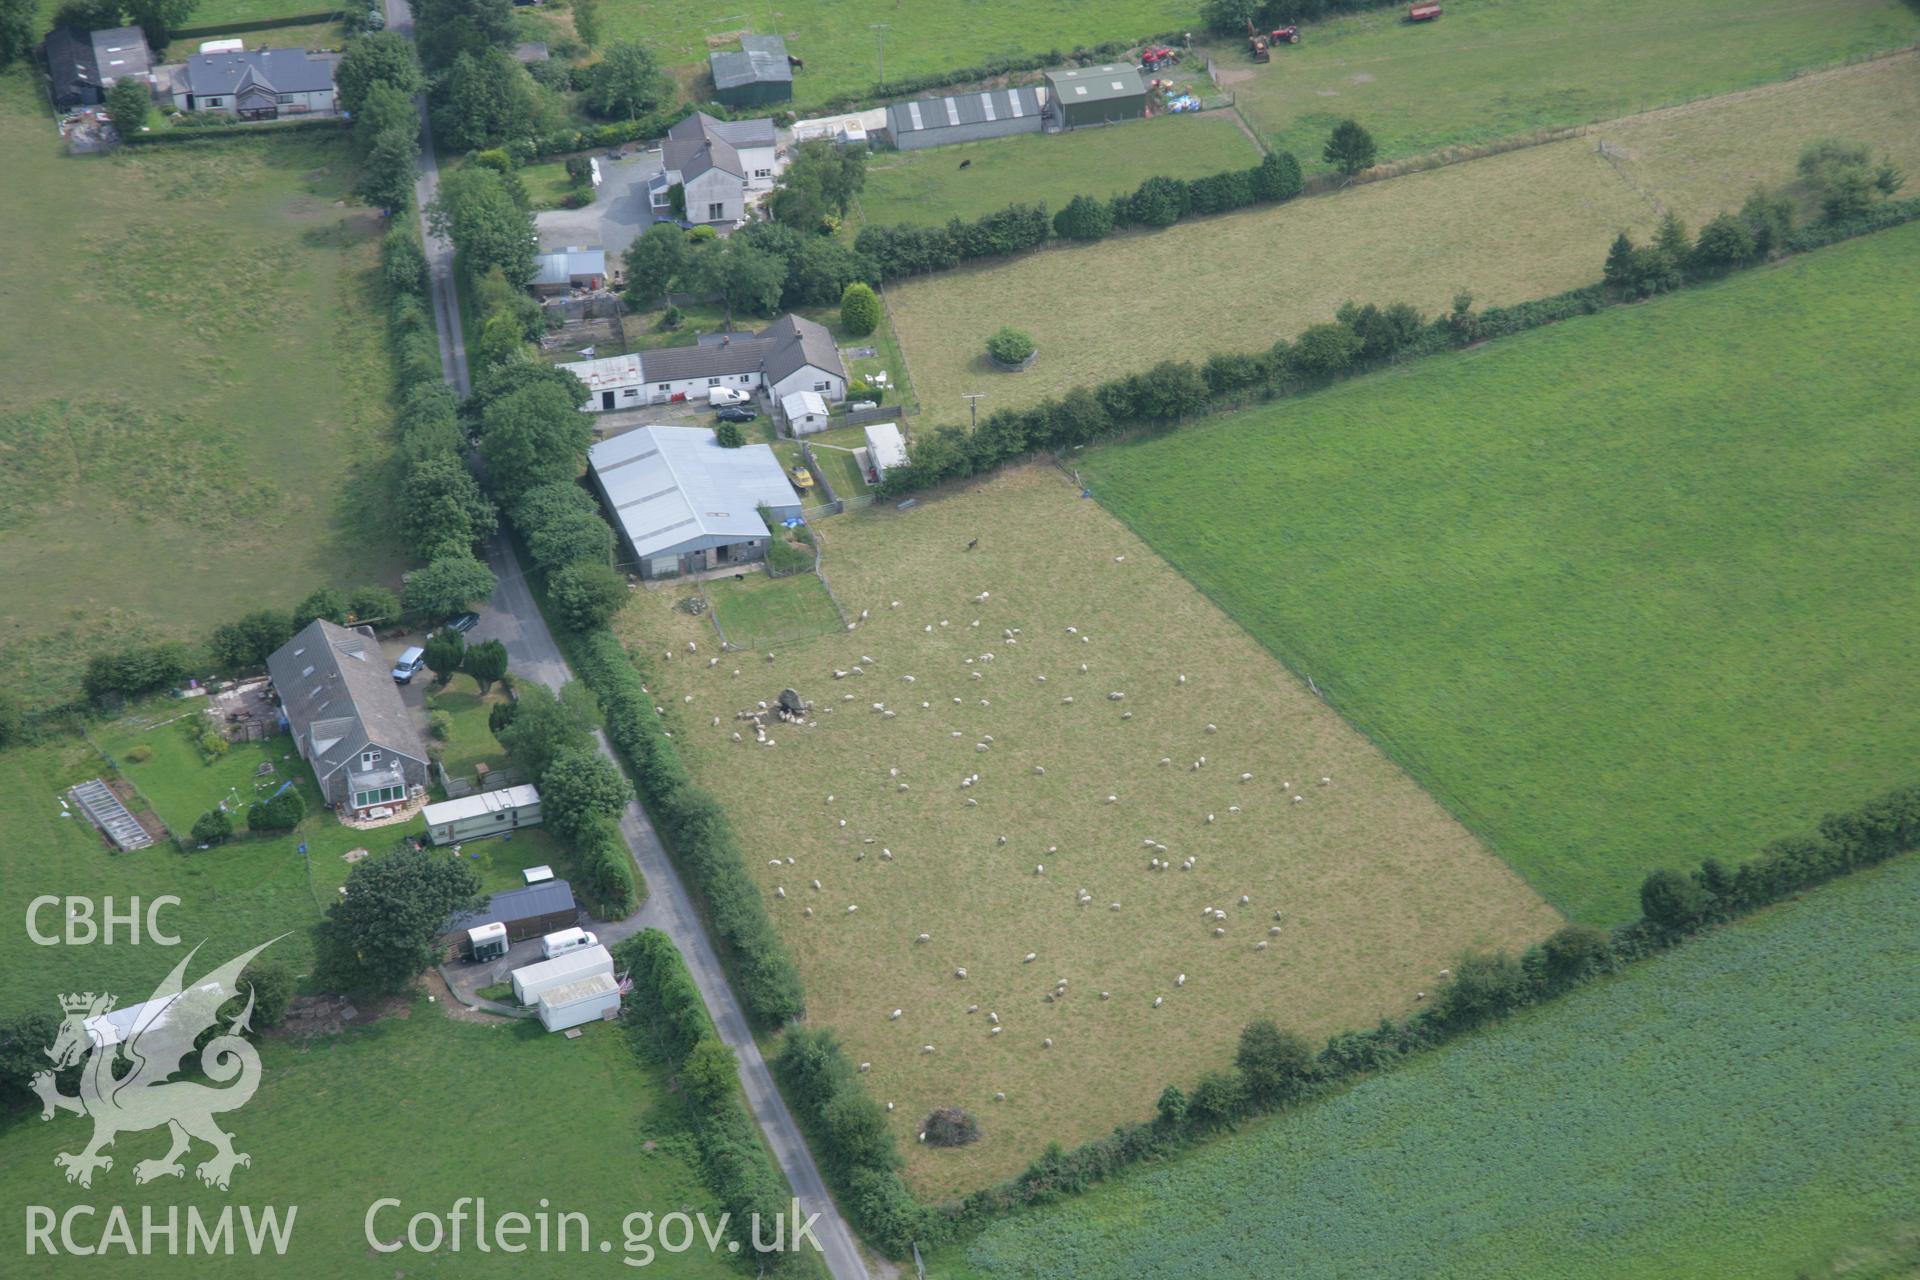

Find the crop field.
[
  {"left": 885, "top": 55, "right": 1920, "bottom": 424},
  {"left": 1083, "top": 222, "right": 1920, "bottom": 923},
  {"left": 607, "top": 0, "right": 1197, "bottom": 109},
  {"left": 857, "top": 114, "right": 1260, "bottom": 228},
  {"left": 0, "top": 75, "right": 407, "bottom": 708},
  {"left": 0, "top": 999, "right": 736, "bottom": 1278},
  {"left": 932, "top": 854, "right": 1920, "bottom": 1280},
  {"left": 1225, "top": 0, "right": 1920, "bottom": 174},
  {"left": 614, "top": 465, "right": 1559, "bottom": 1196}
]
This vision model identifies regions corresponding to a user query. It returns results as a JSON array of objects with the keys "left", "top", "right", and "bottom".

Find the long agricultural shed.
[{"left": 884, "top": 86, "right": 1046, "bottom": 150}]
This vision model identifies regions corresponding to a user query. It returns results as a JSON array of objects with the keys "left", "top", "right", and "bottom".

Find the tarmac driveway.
[{"left": 534, "top": 149, "right": 664, "bottom": 259}]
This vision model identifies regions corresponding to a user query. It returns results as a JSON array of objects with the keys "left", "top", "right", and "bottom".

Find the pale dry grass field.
[
  {"left": 885, "top": 54, "right": 1920, "bottom": 427},
  {"left": 616, "top": 467, "right": 1560, "bottom": 1196}
]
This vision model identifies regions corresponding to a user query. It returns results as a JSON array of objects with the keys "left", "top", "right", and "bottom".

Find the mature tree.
[
  {"left": 583, "top": 40, "right": 666, "bottom": 120},
  {"left": 0, "top": 1010, "right": 66, "bottom": 1105},
  {"left": 1154, "top": 1084, "right": 1189, "bottom": 1128},
  {"left": 1187, "top": 1070, "right": 1247, "bottom": 1128},
  {"left": 785, "top": 234, "right": 869, "bottom": 307},
  {"left": 233, "top": 958, "right": 296, "bottom": 1030},
  {"left": 1541, "top": 923, "right": 1612, "bottom": 983},
  {"left": 1127, "top": 174, "right": 1187, "bottom": 227},
  {"left": 699, "top": 239, "right": 786, "bottom": 321},
  {"left": 1435, "top": 949, "right": 1530, "bottom": 1027},
  {"left": 681, "top": 1037, "right": 737, "bottom": 1109},
  {"left": 438, "top": 48, "right": 538, "bottom": 150},
  {"left": 1737, "top": 186, "right": 1793, "bottom": 257},
  {"left": 428, "top": 157, "right": 536, "bottom": 286},
  {"left": 1200, "top": 0, "right": 1263, "bottom": 36},
  {"left": 1288, "top": 321, "right": 1364, "bottom": 380},
  {"left": 478, "top": 381, "right": 594, "bottom": 502},
  {"left": 424, "top": 631, "right": 466, "bottom": 687},
  {"left": 123, "top": 0, "right": 198, "bottom": 49},
  {"left": 315, "top": 847, "right": 482, "bottom": 994},
  {"left": 1688, "top": 212, "right": 1756, "bottom": 278},
  {"left": 986, "top": 326, "right": 1034, "bottom": 365},
  {"left": 1651, "top": 211, "right": 1690, "bottom": 265},
  {"left": 1640, "top": 868, "right": 1712, "bottom": 931},
  {"left": 209, "top": 610, "right": 293, "bottom": 672},
  {"left": 337, "top": 31, "right": 423, "bottom": 115},
  {"left": 0, "top": 0, "right": 36, "bottom": 72},
  {"left": 246, "top": 789, "right": 305, "bottom": 833},
  {"left": 1052, "top": 193, "right": 1113, "bottom": 242},
  {"left": 404, "top": 553, "right": 497, "bottom": 616},
  {"left": 460, "top": 637, "right": 509, "bottom": 693},
  {"left": 539, "top": 745, "right": 628, "bottom": 839},
  {"left": 411, "top": 0, "right": 516, "bottom": 71},
  {"left": 495, "top": 682, "right": 595, "bottom": 779},
  {"left": 291, "top": 587, "right": 350, "bottom": 629},
  {"left": 346, "top": 584, "right": 401, "bottom": 624},
  {"left": 357, "top": 124, "right": 420, "bottom": 212},
  {"left": 1602, "top": 231, "right": 1638, "bottom": 294},
  {"left": 404, "top": 453, "right": 495, "bottom": 560},
  {"left": 84, "top": 642, "right": 190, "bottom": 702},
  {"left": 1323, "top": 118, "right": 1377, "bottom": 179},
  {"left": 105, "top": 79, "right": 150, "bottom": 138},
  {"left": 191, "top": 808, "right": 234, "bottom": 846},
  {"left": 622, "top": 221, "right": 689, "bottom": 310},
  {"left": 768, "top": 138, "right": 866, "bottom": 228},
  {"left": 570, "top": 0, "right": 599, "bottom": 48},
  {"left": 839, "top": 281, "right": 880, "bottom": 336},
  {"left": 1234, "top": 1020, "right": 1315, "bottom": 1106},
  {"left": 1249, "top": 149, "right": 1304, "bottom": 202},
  {"left": 714, "top": 421, "right": 745, "bottom": 448},
  {"left": 523, "top": 502, "right": 612, "bottom": 569},
  {"left": 549, "top": 560, "right": 628, "bottom": 631}
]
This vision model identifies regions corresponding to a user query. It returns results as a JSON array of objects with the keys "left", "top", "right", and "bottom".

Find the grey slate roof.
[
  {"left": 888, "top": 86, "right": 1043, "bottom": 139},
  {"left": 266, "top": 620, "right": 428, "bottom": 785},
  {"left": 709, "top": 35, "right": 792, "bottom": 91},
  {"left": 759, "top": 314, "right": 842, "bottom": 387},
  {"left": 663, "top": 111, "right": 774, "bottom": 183},
  {"left": 590, "top": 426, "right": 800, "bottom": 560},
  {"left": 632, "top": 314, "right": 842, "bottom": 388},
  {"left": 47, "top": 26, "right": 151, "bottom": 107},
  {"left": 446, "top": 880, "right": 577, "bottom": 934},
  {"left": 91, "top": 27, "right": 152, "bottom": 82},
  {"left": 184, "top": 48, "right": 338, "bottom": 98}
]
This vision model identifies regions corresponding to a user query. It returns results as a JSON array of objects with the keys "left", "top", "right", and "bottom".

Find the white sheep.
[
  {"left": 1066, "top": 626, "right": 1078, "bottom": 634},
  {"left": 1240, "top": 895, "right": 1251, "bottom": 906},
  {"left": 990, "top": 1026, "right": 1003, "bottom": 1036},
  {"left": 1023, "top": 952, "right": 1037, "bottom": 964},
  {"left": 1229, "top": 805, "right": 1241, "bottom": 814},
  {"left": 1042, "top": 1037, "right": 1053, "bottom": 1049},
  {"left": 858, "top": 1062, "right": 870, "bottom": 1073},
  {"left": 915, "top": 932, "right": 930, "bottom": 943},
  {"left": 994, "top": 1091, "right": 1006, "bottom": 1101},
  {"left": 775, "top": 887, "right": 786, "bottom": 899},
  {"left": 890, "top": 601, "right": 900, "bottom": 609},
  {"left": 1321, "top": 777, "right": 1332, "bottom": 786},
  {"left": 1062, "top": 696, "right": 1074, "bottom": 704},
  {"left": 973, "top": 591, "right": 990, "bottom": 603},
  {"left": 966, "top": 1004, "right": 978, "bottom": 1014},
  {"left": 1176, "top": 973, "right": 1186, "bottom": 986},
  {"left": 1034, "top": 765, "right": 1046, "bottom": 776},
  {"left": 1206, "top": 814, "right": 1215, "bottom": 824},
  {"left": 1213, "top": 927, "right": 1226, "bottom": 937},
  {"left": 955, "top": 968, "right": 968, "bottom": 979},
  {"left": 1292, "top": 795, "right": 1304, "bottom": 804},
  {"left": 803, "top": 907, "right": 813, "bottom": 917},
  {"left": 889, "top": 1009, "right": 902, "bottom": 1021},
  {"left": 1205, "top": 723, "right": 1217, "bottom": 734},
  {"left": 886, "top": 1101, "right": 894, "bottom": 1111},
  {"left": 1268, "top": 925, "right": 1282, "bottom": 936},
  {"left": 881, "top": 849, "right": 894, "bottom": 861},
  {"left": 1240, "top": 772, "right": 1254, "bottom": 782},
  {"left": 1160, "top": 757, "right": 1172, "bottom": 767},
  {"left": 859, "top": 609, "right": 869, "bottom": 620},
  {"left": 1110, "top": 902, "right": 1121, "bottom": 911},
  {"left": 997, "top": 835, "right": 1008, "bottom": 845},
  {"left": 1108, "top": 691, "right": 1125, "bottom": 701},
  {"left": 1106, "top": 794, "right": 1118, "bottom": 804},
  {"left": 902, "top": 674, "right": 916, "bottom": 683},
  {"left": 1152, "top": 996, "right": 1164, "bottom": 1008},
  {"left": 812, "top": 879, "right": 823, "bottom": 890},
  {"left": 768, "top": 859, "right": 782, "bottom": 868},
  {"left": 1034, "top": 865, "right": 1044, "bottom": 876},
  {"left": 847, "top": 904, "right": 858, "bottom": 914},
  {"left": 1255, "top": 941, "right": 1269, "bottom": 951}
]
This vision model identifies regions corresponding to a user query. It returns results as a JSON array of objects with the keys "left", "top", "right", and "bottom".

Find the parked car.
[
  {"left": 541, "top": 928, "right": 600, "bottom": 960},
  {"left": 716, "top": 406, "right": 758, "bottom": 423},
  {"left": 391, "top": 646, "right": 426, "bottom": 684},
  {"left": 443, "top": 611, "right": 480, "bottom": 635}
]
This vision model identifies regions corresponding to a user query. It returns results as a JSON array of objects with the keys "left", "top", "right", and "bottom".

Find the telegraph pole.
[
  {"left": 962, "top": 392, "right": 985, "bottom": 430},
  {"left": 869, "top": 23, "right": 890, "bottom": 86}
]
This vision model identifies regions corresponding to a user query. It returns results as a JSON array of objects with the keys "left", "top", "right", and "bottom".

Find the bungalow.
[
  {"left": 648, "top": 112, "right": 780, "bottom": 226},
  {"left": 563, "top": 313, "right": 845, "bottom": 411},
  {"left": 159, "top": 47, "right": 339, "bottom": 119},
  {"left": 265, "top": 620, "right": 430, "bottom": 816},
  {"left": 530, "top": 246, "right": 607, "bottom": 297}
]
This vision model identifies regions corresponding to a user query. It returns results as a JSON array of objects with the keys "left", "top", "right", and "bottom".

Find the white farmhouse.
[
  {"left": 562, "top": 313, "right": 845, "bottom": 411},
  {"left": 649, "top": 112, "right": 781, "bottom": 226}
]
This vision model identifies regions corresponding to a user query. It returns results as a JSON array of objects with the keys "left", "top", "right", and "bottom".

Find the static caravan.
[
  {"left": 511, "top": 943, "right": 613, "bottom": 1005},
  {"left": 422, "top": 784, "right": 544, "bottom": 845},
  {"left": 538, "top": 973, "right": 623, "bottom": 1032}
]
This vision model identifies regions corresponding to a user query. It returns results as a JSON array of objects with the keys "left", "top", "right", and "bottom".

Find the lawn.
[
  {"left": 857, "top": 113, "right": 1261, "bottom": 227},
  {"left": 931, "top": 854, "right": 1920, "bottom": 1280},
  {"left": 885, "top": 54, "right": 1920, "bottom": 425},
  {"left": 1227, "top": 0, "right": 1920, "bottom": 174},
  {"left": 426, "top": 685, "right": 513, "bottom": 780},
  {"left": 1082, "top": 221, "right": 1920, "bottom": 923},
  {"left": 182, "top": 0, "right": 344, "bottom": 26},
  {"left": 705, "top": 571, "right": 845, "bottom": 652},
  {"left": 0, "top": 998, "right": 742, "bottom": 1278},
  {"left": 604, "top": 0, "right": 1200, "bottom": 109},
  {"left": 614, "top": 465, "right": 1558, "bottom": 1196},
  {"left": 804, "top": 426, "right": 874, "bottom": 499},
  {"left": 0, "top": 73, "right": 407, "bottom": 710},
  {"left": 159, "top": 20, "right": 347, "bottom": 63}
]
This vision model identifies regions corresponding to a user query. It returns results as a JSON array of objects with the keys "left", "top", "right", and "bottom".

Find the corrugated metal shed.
[
  {"left": 1046, "top": 64, "right": 1146, "bottom": 128},
  {"left": 532, "top": 247, "right": 606, "bottom": 287},
  {"left": 710, "top": 34, "right": 792, "bottom": 107},
  {"left": 886, "top": 87, "right": 1045, "bottom": 150},
  {"left": 589, "top": 426, "right": 801, "bottom": 563}
]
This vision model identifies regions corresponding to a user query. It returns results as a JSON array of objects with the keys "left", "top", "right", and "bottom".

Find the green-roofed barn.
[{"left": 1044, "top": 63, "right": 1146, "bottom": 130}]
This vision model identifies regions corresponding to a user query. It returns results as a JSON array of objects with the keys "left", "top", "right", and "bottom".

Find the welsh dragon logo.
[{"left": 33, "top": 937, "right": 283, "bottom": 1191}]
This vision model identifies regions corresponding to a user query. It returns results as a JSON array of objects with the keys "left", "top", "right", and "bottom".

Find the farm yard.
[
  {"left": 615, "top": 465, "right": 1560, "bottom": 1196},
  {"left": 884, "top": 54, "right": 1920, "bottom": 425},
  {"left": 1082, "top": 222, "right": 1920, "bottom": 923},
  {"left": 0, "top": 77, "right": 407, "bottom": 709},
  {"left": 931, "top": 854, "right": 1920, "bottom": 1280},
  {"left": 1226, "top": 0, "right": 1920, "bottom": 173},
  {"left": 856, "top": 113, "right": 1261, "bottom": 228},
  {"left": 608, "top": 0, "right": 1199, "bottom": 109},
  {"left": 0, "top": 1003, "right": 737, "bottom": 1279}
]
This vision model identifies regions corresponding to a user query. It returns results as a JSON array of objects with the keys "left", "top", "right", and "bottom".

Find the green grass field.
[
  {"left": 0, "top": 73, "right": 407, "bottom": 709},
  {"left": 606, "top": 0, "right": 1198, "bottom": 109},
  {"left": 708, "top": 571, "right": 844, "bottom": 652},
  {"left": 0, "top": 1000, "right": 739, "bottom": 1278},
  {"left": 1226, "top": 0, "right": 1920, "bottom": 174},
  {"left": 615, "top": 465, "right": 1558, "bottom": 1195},
  {"left": 158, "top": 20, "right": 347, "bottom": 63},
  {"left": 857, "top": 114, "right": 1260, "bottom": 227},
  {"left": 1083, "top": 222, "right": 1920, "bottom": 923},
  {"left": 885, "top": 54, "right": 1920, "bottom": 424},
  {"left": 931, "top": 853, "right": 1920, "bottom": 1280},
  {"left": 427, "top": 685, "right": 513, "bottom": 779}
]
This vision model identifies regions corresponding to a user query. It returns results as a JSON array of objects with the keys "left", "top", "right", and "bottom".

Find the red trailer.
[{"left": 1408, "top": 2, "right": 1443, "bottom": 19}]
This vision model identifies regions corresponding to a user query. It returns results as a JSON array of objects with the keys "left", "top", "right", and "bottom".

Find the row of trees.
[
  {"left": 338, "top": 33, "right": 426, "bottom": 213},
  {"left": 1201, "top": 0, "right": 1423, "bottom": 37}
]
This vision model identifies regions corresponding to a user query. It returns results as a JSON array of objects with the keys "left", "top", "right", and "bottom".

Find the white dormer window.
[{"left": 361, "top": 750, "right": 380, "bottom": 769}]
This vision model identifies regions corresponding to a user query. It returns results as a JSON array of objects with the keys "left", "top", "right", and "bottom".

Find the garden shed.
[
  {"left": 422, "top": 784, "right": 544, "bottom": 845},
  {"left": 1044, "top": 64, "right": 1146, "bottom": 129},
  {"left": 884, "top": 86, "right": 1045, "bottom": 150}
]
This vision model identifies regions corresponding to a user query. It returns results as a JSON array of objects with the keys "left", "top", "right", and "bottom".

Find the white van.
[
  {"left": 540, "top": 927, "right": 599, "bottom": 960},
  {"left": 708, "top": 386, "right": 751, "bottom": 407},
  {"left": 391, "top": 646, "right": 426, "bottom": 684}
]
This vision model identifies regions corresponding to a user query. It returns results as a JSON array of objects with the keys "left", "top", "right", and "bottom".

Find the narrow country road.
[{"left": 381, "top": 4, "right": 872, "bottom": 1275}]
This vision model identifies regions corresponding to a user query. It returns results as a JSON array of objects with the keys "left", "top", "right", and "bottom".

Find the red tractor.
[
  {"left": 1270, "top": 25, "right": 1301, "bottom": 45},
  {"left": 1141, "top": 44, "right": 1179, "bottom": 70}
]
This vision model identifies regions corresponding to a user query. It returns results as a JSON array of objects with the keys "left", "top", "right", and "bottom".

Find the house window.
[
  {"left": 708, "top": 202, "right": 725, "bottom": 221},
  {"left": 351, "top": 784, "right": 406, "bottom": 808},
  {"left": 813, "top": 381, "right": 830, "bottom": 392},
  {"left": 739, "top": 375, "right": 751, "bottom": 383},
  {"left": 754, "top": 168, "right": 771, "bottom": 178},
  {"left": 707, "top": 377, "right": 720, "bottom": 386},
  {"left": 622, "top": 388, "right": 638, "bottom": 398},
  {"left": 361, "top": 750, "right": 380, "bottom": 769},
  {"left": 276, "top": 94, "right": 293, "bottom": 104},
  {"left": 657, "top": 383, "right": 671, "bottom": 391},
  {"left": 205, "top": 97, "right": 224, "bottom": 107}
]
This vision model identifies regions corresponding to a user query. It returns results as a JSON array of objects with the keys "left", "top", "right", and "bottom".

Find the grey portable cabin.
[{"left": 885, "top": 86, "right": 1045, "bottom": 151}]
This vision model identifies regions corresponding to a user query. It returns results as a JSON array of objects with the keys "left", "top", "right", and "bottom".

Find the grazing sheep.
[
  {"left": 1160, "top": 757, "right": 1173, "bottom": 767},
  {"left": 973, "top": 591, "right": 990, "bottom": 603},
  {"left": 902, "top": 674, "right": 916, "bottom": 683},
  {"left": 1240, "top": 895, "right": 1251, "bottom": 906},
  {"left": 1110, "top": 903, "right": 1121, "bottom": 911},
  {"left": 891, "top": 601, "right": 900, "bottom": 609},
  {"left": 847, "top": 905, "right": 858, "bottom": 914},
  {"left": 769, "top": 859, "right": 783, "bottom": 868},
  {"left": 1414, "top": 992, "right": 1426, "bottom": 1002},
  {"left": 1023, "top": 952, "right": 1037, "bottom": 964},
  {"left": 1108, "top": 691, "right": 1125, "bottom": 701},
  {"left": 955, "top": 968, "right": 968, "bottom": 979},
  {"left": 994, "top": 1091, "right": 1006, "bottom": 1101},
  {"left": 1079, "top": 663, "right": 1088, "bottom": 673},
  {"left": 1230, "top": 805, "right": 1242, "bottom": 814},
  {"left": 731, "top": 732, "right": 742, "bottom": 742},
  {"left": 775, "top": 887, "right": 786, "bottom": 899},
  {"left": 1205, "top": 723, "right": 1217, "bottom": 734},
  {"left": 1321, "top": 777, "right": 1332, "bottom": 786},
  {"left": 889, "top": 1009, "right": 902, "bottom": 1021},
  {"left": 812, "top": 879, "right": 823, "bottom": 890},
  {"left": 1035, "top": 865, "right": 1044, "bottom": 876},
  {"left": 881, "top": 849, "right": 894, "bottom": 861},
  {"left": 1292, "top": 795, "right": 1304, "bottom": 804},
  {"left": 915, "top": 932, "right": 930, "bottom": 943},
  {"left": 860, "top": 609, "right": 869, "bottom": 620},
  {"left": 1240, "top": 773, "right": 1254, "bottom": 782},
  {"left": 1035, "top": 674, "right": 1048, "bottom": 683},
  {"left": 886, "top": 1102, "right": 894, "bottom": 1111},
  {"left": 1176, "top": 974, "right": 1187, "bottom": 987},
  {"left": 966, "top": 1004, "right": 978, "bottom": 1014},
  {"left": 1122, "top": 711, "right": 1133, "bottom": 720},
  {"left": 1255, "top": 941, "right": 1269, "bottom": 951},
  {"left": 1152, "top": 996, "right": 1164, "bottom": 1008},
  {"left": 1106, "top": 794, "right": 1118, "bottom": 805},
  {"left": 1062, "top": 696, "right": 1074, "bottom": 704},
  {"left": 1042, "top": 1038, "right": 1053, "bottom": 1049},
  {"left": 859, "top": 1062, "right": 870, "bottom": 1073},
  {"left": 1269, "top": 925, "right": 1282, "bottom": 936},
  {"left": 997, "top": 835, "right": 1009, "bottom": 845},
  {"left": 1213, "top": 927, "right": 1226, "bottom": 937},
  {"left": 1034, "top": 765, "right": 1047, "bottom": 776},
  {"left": 898, "top": 782, "right": 910, "bottom": 792},
  {"left": 1438, "top": 969, "right": 1452, "bottom": 979},
  {"left": 803, "top": 908, "right": 813, "bottom": 917},
  {"left": 1206, "top": 814, "right": 1215, "bottom": 824},
  {"left": 990, "top": 1026, "right": 1003, "bottom": 1036}
]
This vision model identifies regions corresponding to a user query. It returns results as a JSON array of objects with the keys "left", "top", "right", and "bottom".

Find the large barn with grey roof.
[
  {"left": 266, "top": 620, "right": 429, "bottom": 816},
  {"left": 884, "top": 86, "right": 1046, "bottom": 150},
  {"left": 587, "top": 426, "right": 802, "bottom": 578}
]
